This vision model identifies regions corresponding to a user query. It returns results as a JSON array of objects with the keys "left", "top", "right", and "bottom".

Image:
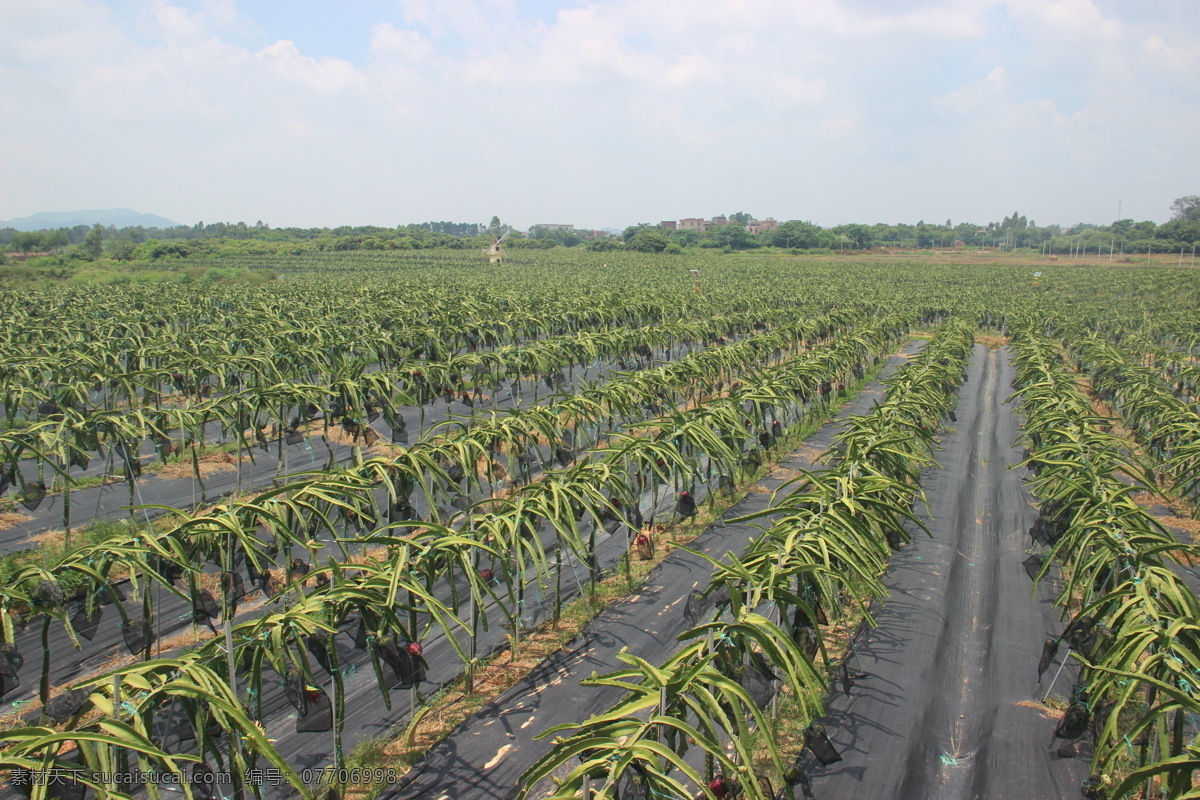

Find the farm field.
[{"left": 1, "top": 249, "right": 1199, "bottom": 800}]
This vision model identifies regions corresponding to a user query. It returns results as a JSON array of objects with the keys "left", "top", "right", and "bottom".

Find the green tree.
[
  {"left": 1157, "top": 218, "right": 1200, "bottom": 244},
  {"left": 1132, "top": 220, "right": 1159, "bottom": 239},
  {"left": 835, "top": 223, "right": 875, "bottom": 249},
  {"left": 110, "top": 238, "right": 137, "bottom": 261},
  {"left": 770, "top": 220, "right": 825, "bottom": 249},
  {"left": 728, "top": 211, "right": 754, "bottom": 226},
  {"left": 627, "top": 229, "right": 670, "bottom": 252},
  {"left": 10, "top": 231, "right": 42, "bottom": 252},
  {"left": 953, "top": 222, "right": 983, "bottom": 244},
  {"left": 487, "top": 216, "right": 506, "bottom": 239},
  {"left": 622, "top": 223, "right": 660, "bottom": 243},
  {"left": 1111, "top": 218, "right": 1135, "bottom": 237},
  {"left": 82, "top": 223, "right": 104, "bottom": 261},
  {"left": 714, "top": 223, "right": 752, "bottom": 249},
  {"left": 669, "top": 229, "right": 700, "bottom": 247},
  {"left": 1170, "top": 195, "right": 1200, "bottom": 223}
]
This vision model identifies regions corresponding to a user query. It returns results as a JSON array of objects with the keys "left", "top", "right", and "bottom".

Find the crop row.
[
  {"left": 1010, "top": 327, "right": 1200, "bottom": 800},
  {"left": 1059, "top": 329, "right": 1200, "bottom": 503},
  {"left": 517, "top": 319, "right": 975, "bottom": 799},
  {"left": 0, "top": 313, "right": 917, "bottom": 800}
]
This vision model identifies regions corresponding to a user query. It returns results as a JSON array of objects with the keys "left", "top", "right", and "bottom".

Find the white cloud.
[
  {"left": 985, "top": 65, "right": 1005, "bottom": 93},
  {"left": 369, "top": 22, "right": 435, "bottom": 61},
  {"left": 0, "top": 0, "right": 1196, "bottom": 227},
  {"left": 255, "top": 40, "right": 364, "bottom": 94}
]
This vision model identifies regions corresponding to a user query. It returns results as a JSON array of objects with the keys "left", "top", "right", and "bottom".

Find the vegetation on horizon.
[{"left": 3, "top": 196, "right": 1196, "bottom": 280}]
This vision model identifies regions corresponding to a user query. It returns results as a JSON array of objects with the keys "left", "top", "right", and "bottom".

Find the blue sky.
[{"left": 1, "top": 0, "right": 1197, "bottom": 231}]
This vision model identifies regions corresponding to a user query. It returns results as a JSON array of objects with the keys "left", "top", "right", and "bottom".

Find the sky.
[{"left": 1, "top": 0, "right": 1197, "bottom": 231}]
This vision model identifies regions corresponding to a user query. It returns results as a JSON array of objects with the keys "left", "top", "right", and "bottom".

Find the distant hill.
[{"left": 1, "top": 209, "right": 180, "bottom": 231}]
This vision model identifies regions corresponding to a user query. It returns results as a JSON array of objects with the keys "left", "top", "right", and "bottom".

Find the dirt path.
[{"left": 814, "top": 345, "right": 1090, "bottom": 799}]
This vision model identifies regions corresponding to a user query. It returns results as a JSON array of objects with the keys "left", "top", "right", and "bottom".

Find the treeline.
[
  {"left": 615, "top": 201, "right": 1200, "bottom": 254},
  {"left": 3, "top": 198, "right": 1198, "bottom": 263},
  {"left": 0, "top": 221, "right": 496, "bottom": 262}
]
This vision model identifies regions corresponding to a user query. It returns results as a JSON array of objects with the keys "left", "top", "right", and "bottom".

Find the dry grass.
[
  {"left": 25, "top": 527, "right": 71, "bottom": 548},
  {"left": 308, "top": 424, "right": 387, "bottom": 453},
  {"left": 1162, "top": 517, "right": 1200, "bottom": 535},
  {"left": 156, "top": 450, "right": 244, "bottom": 480},
  {"left": 1016, "top": 699, "right": 1065, "bottom": 720},
  {"left": 767, "top": 465, "right": 802, "bottom": 481},
  {"left": 790, "top": 445, "right": 826, "bottom": 463},
  {"left": 0, "top": 511, "right": 32, "bottom": 530},
  {"left": 1132, "top": 490, "right": 1170, "bottom": 506},
  {"left": 975, "top": 333, "right": 1011, "bottom": 349}
]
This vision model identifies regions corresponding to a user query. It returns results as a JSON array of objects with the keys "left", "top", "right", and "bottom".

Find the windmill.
[{"left": 483, "top": 228, "right": 513, "bottom": 264}]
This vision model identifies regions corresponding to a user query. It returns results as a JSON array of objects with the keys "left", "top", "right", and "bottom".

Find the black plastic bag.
[
  {"left": 614, "top": 769, "right": 648, "bottom": 800},
  {"left": 221, "top": 571, "right": 245, "bottom": 612},
  {"left": 1081, "top": 775, "right": 1107, "bottom": 800},
  {"left": 676, "top": 491, "right": 697, "bottom": 518},
  {"left": 392, "top": 500, "right": 419, "bottom": 522},
  {"left": 22, "top": 483, "right": 47, "bottom": 511},
  {"left": 0, "top": 643, "right": 23, "bottom": 676},
  {"left": 283, "top": 668, "right": 307, "bottom": 713},
  {"left": 68, "top": 602, "right": 102, "bottom": 642},
  {"left": 44, "top": 687, "right": 91, "bottom": 723},
  {"left": 122, "top": 619, "right": 156, "bottom": 655},
  {"left": 740, "top": 663, "right": 776, "bottom": 708},
  {"left": 804, "top": 723, "right": 842, "bottom": 765},
  {"left": 1063, "top": 615, "right": 1096, "bottom": 651},
  {"left": 378, "top": 638, "right": 426, "bottom": 688},
  {"left": 681, "top": 592, "right": 705, "bottom": 628},
  {"left": 307, "top": 634, "right": 332, "bottom": 674},
  {"left": 193, "top": 589, "right": 220, "bottom": 620},
  {"left": 32, "top": 579, "right": 64, "bottom": 607},
  {"left": 151, "top": 555, "right": 185, "bottom": 584},
  {"left": 296, "top": 686, "right": 333, "bottom": 733},
  {"left": 0, "top": 668, "right": 20, "bottom": 700},
  {"left": 1037, "top": 637, "right": 1060, "bottom": 679},
  {"left": 1054, "top": 701, "right": 1091, "bottom": 740},
  {"left": 98, "top": 582, "right": 127, "bottom": 605},
  {"left": 349, "top": 615, "right": 369, "bottom": 649}
]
